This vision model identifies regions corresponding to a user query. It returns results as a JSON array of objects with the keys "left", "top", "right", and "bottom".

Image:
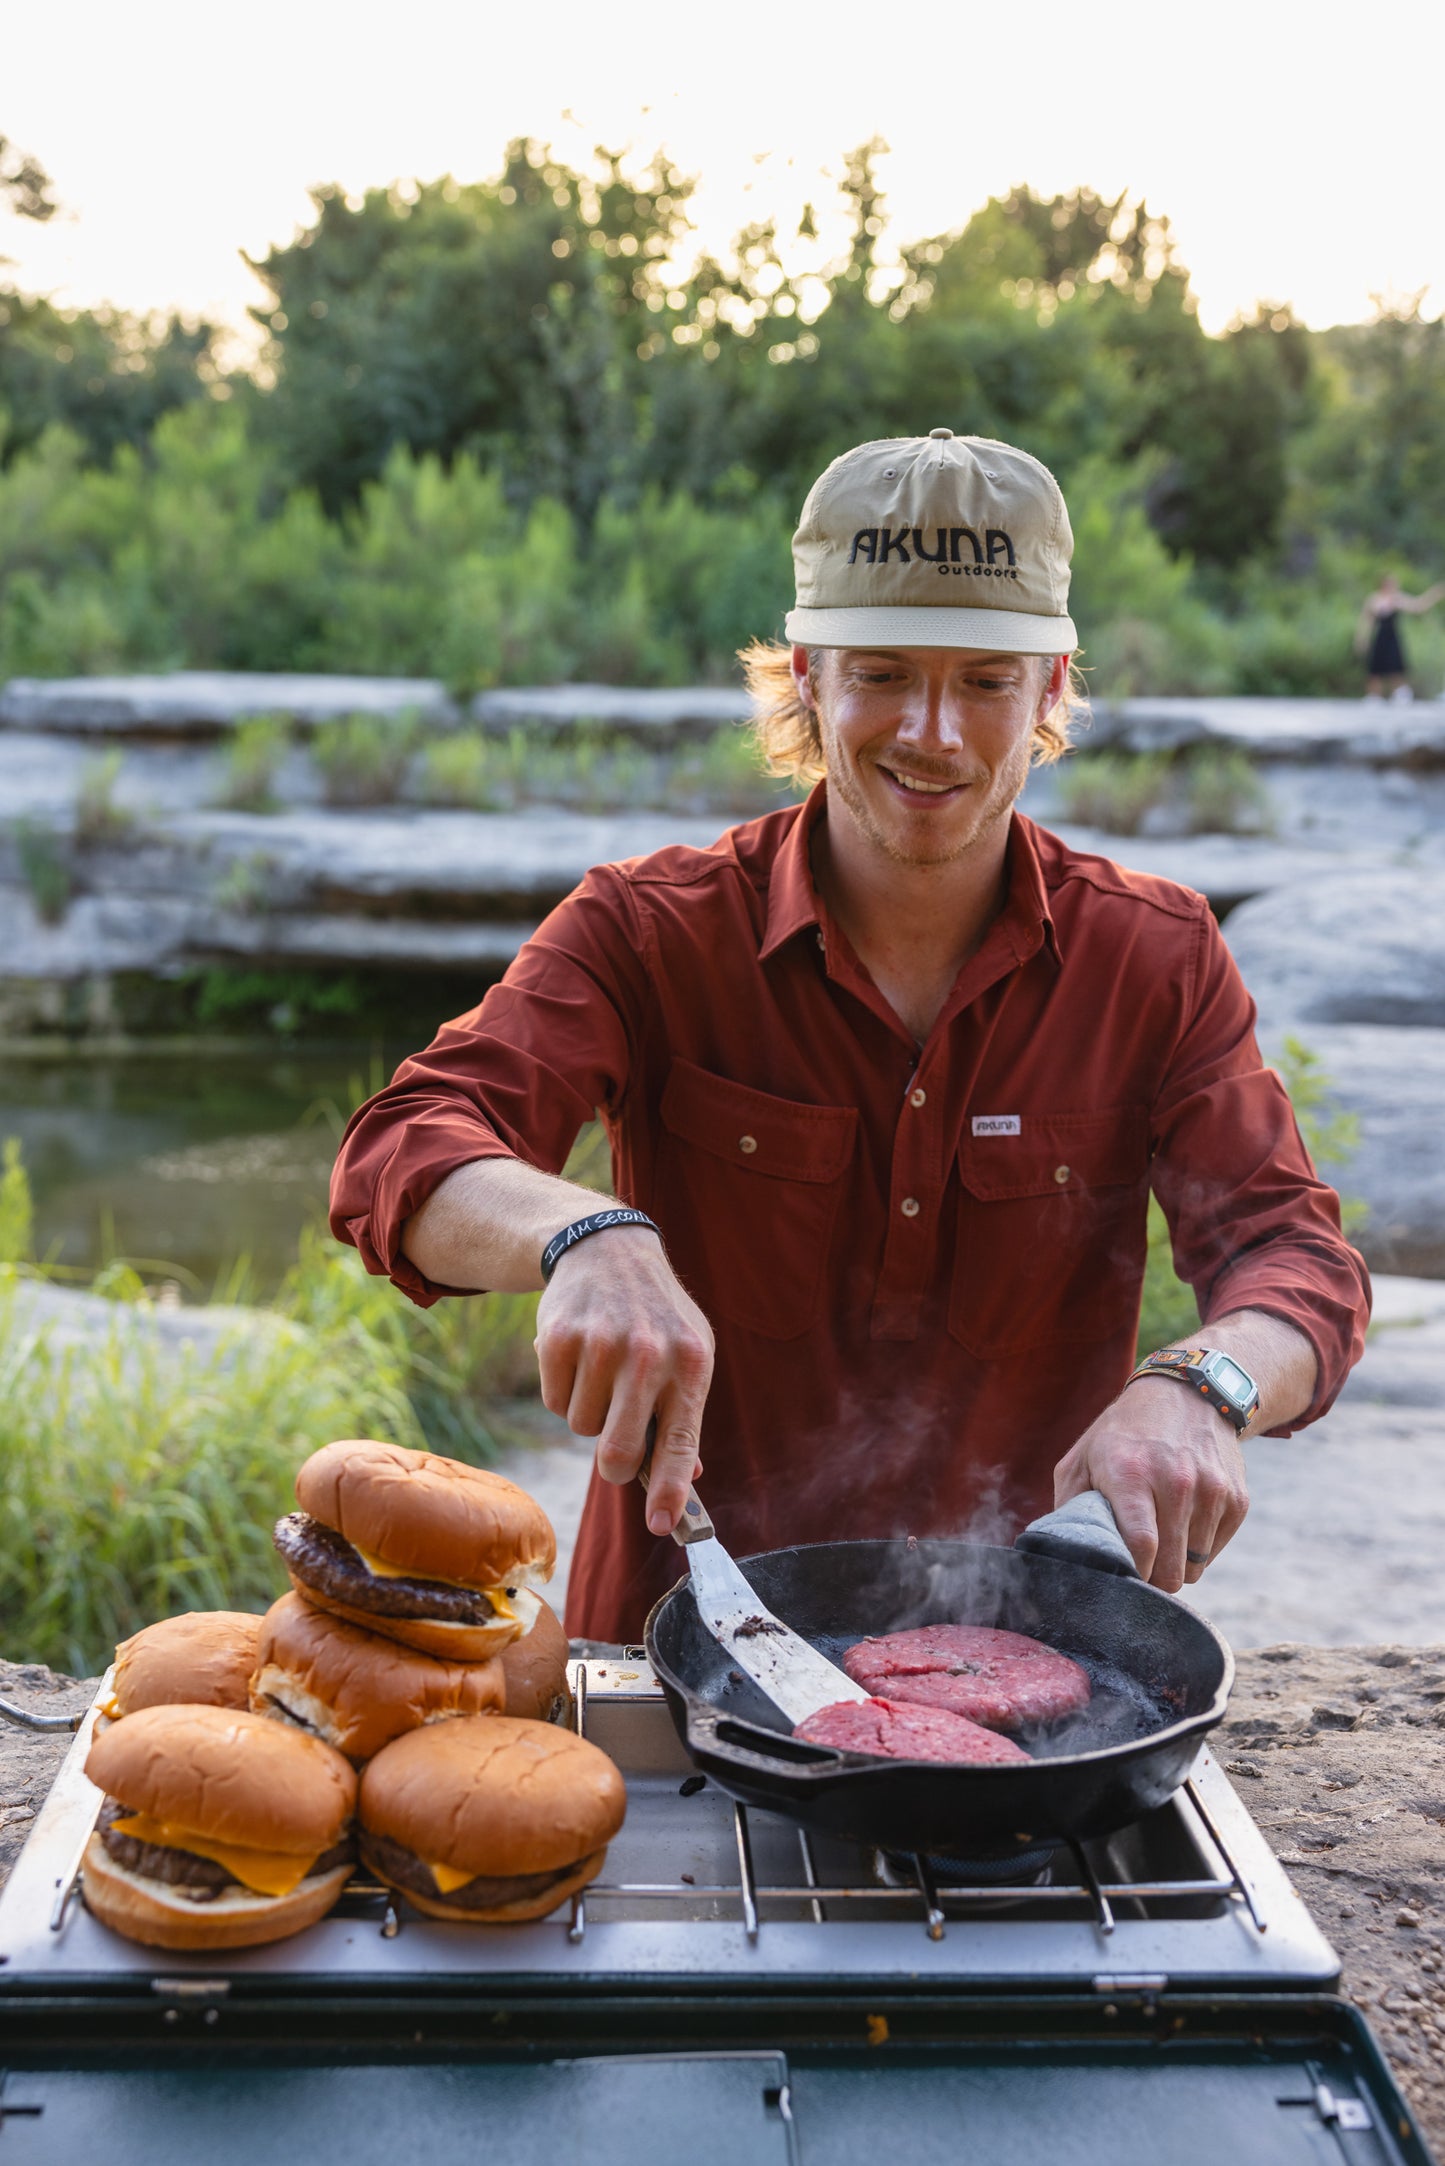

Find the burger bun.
[
  {"left": 295, "top": 1439, "right": 555, "bottom": 1588},
  {"left": 82, "top": 1836, "right": 350, "bottom": 1950},
  {"left": 106, "top": 1611, "right": 263, "bottom": 1721},
  {"left": 251, "top": 1592, "right": 504, "bottom": 1761},
  {"left": 86, "top": 1703, "right": 356, "bottom": 1855},
  {"left": 499, "top": 1599, "right": 572, "bottom": 1724}
]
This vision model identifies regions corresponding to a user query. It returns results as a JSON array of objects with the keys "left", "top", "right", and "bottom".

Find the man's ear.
[
  {"left": 791, "top": 644, "right": 816, "bottom": 711},
  {"left": 1039, "top": 654, "right": 1069, "bottom": 711}
]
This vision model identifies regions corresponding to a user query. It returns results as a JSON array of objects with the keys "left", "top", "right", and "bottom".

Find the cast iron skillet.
[{"left": 644, "top": 1493, "right": 1234, "bottom": 1857}]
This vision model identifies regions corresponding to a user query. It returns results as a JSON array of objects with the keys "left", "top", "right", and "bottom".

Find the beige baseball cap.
[{"left": 784, "top": 428, "right": 1076, "bottom": 654}]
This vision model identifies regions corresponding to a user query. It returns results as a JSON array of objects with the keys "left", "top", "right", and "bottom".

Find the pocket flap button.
[{"left": 739, "top": 1135, "right": 758, "bottom": 1154}]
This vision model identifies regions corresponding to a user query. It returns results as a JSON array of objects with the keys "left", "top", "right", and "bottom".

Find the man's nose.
[{"left": 893, "top": 682, "right": 966, "bottom": 753}]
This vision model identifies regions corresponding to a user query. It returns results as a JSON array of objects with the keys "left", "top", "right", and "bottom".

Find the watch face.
[{"left": 1206, "top": 1354, "right": 1253, "bottom": 1403}]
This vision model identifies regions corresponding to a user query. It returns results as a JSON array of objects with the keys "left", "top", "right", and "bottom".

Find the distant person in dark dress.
[{"left": 1356, "top": 572, "right": 1445, "bottom": 699}]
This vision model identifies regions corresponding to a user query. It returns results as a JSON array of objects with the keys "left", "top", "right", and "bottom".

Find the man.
[{"left": 331, "top": 430, "right": 1370, "bottom": 1643}]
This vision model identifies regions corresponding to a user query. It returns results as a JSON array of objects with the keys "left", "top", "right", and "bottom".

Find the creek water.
[{"left": 0, "top": 1044, "right": 383, "bottom": 1294}]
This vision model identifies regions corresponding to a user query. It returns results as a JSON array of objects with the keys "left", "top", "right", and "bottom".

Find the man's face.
[{"left": 796, "top": 645, "right": 1062, "bottom": 871}]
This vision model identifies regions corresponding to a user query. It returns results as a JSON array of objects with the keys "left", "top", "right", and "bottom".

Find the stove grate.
[{"left": 558, "top": 1662, "right": 1265, "bottom": 1948}]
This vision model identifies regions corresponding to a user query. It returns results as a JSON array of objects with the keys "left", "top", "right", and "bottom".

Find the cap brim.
[{"left": 784, "top": 606, "right": 1076, "bottom": 655}]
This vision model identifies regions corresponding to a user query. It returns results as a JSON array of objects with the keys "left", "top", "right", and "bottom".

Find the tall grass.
[
  {"left": 0, "top": 1266, "right": 420, "bottom": 1676},
  {"left": 0, "top": 1116, "right": 615, "bottom": 1673}
]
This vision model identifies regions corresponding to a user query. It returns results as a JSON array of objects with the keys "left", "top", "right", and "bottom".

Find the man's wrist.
[
  {"left": 1126, "top": 1344, "right": 1261, "bottom": 1433},
  {"left": 539, "top": 1208, "right": 662, "bottom": 1284}
]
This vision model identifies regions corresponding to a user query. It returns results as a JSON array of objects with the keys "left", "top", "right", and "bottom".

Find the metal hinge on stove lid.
[{"left": 1276, "top": 2081, "right": 1372, "bottom": 2133}]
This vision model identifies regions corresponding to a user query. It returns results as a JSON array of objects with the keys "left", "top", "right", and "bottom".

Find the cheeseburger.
[
  {"left": 359, "top": 1716, "right": 625, "bottom": 1921},
  {"left": 498, "top": 1598, "right": 571, "bottom": 1724},
  {"left": 274, "top": 1439, "right": 555, "bottom": 1660},
  {"left": 100, "top": 1610, "right": 263, "bottom": 1723},
  {"left": 84, "top": 1704, "right": 356, "bottom": 1949},
  {"left": 250, "top": 1591, "right": 505, "bottom": 1761}
]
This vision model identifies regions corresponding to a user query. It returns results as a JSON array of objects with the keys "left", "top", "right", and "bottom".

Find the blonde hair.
[{"left": 738, "top": 640, "right": 1086, "bottom": 788}]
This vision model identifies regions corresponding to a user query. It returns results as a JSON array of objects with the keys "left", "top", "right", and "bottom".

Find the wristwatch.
[{"left": 1126, "top": 1345, "right": 1261, "bottom": 1433}]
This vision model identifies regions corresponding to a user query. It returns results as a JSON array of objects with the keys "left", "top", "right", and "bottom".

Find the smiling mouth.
[{"left": 877, "top": 765, "right": 968, "bottom": 799}]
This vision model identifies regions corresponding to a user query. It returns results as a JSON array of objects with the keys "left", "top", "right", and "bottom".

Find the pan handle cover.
[{"left": 1015, "top": 1489, "right": 1140, "bottom": 1579}]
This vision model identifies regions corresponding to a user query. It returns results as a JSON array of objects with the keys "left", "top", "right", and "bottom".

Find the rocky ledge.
[{"left": 1, "top": 1645, "right": 1441, "bottom": 2148}]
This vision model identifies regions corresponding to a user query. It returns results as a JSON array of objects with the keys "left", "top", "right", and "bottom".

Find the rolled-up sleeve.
[
  {"left": 1149, "top": 906, "right": 1371, "bottom": 1432},
  {"left": 329, "top": 865, "right": 649, "bottom": 1304}
]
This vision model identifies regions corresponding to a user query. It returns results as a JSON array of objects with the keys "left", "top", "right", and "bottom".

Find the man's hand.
[
  {"left": 1053, "top": 1310, "right": 1318, "bottom": 1589},
  {"left": 1052, "top": 1379, "right": 1248, "bottom": 1590},
  {"left": 535, "top": 1228, "right": 714, "bottom": 1537}
]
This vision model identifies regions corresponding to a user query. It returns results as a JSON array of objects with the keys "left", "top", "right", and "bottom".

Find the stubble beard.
[{"left": 824, "top": 725, "right": 1035, "bottom": 872}]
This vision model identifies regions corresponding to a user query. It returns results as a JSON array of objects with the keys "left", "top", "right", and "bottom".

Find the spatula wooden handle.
[{"left": 637, "top": 1419, "right": 715, "bottom": 1546}]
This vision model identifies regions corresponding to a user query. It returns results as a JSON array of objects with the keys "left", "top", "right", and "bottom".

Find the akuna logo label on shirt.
[{"left": 972, "top": 1114, "right": 1021, "bottom": 1136}]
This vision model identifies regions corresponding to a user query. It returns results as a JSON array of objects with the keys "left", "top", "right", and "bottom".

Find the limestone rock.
[
  {"left": 1259, "top": 1023, "right": 1445, "bottom": 1277},
  {"left": 1227, "top": 871, "right": 1445, "bottom": 1028}
]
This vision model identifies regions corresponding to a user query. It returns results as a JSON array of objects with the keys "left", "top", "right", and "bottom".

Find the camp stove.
[{"left": 0, "top": 1661, "right": 1432, "bottom": 2164}]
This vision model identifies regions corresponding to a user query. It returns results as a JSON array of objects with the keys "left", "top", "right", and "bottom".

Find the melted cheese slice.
[
  {"left": 97, "top": 1693, "right": 123, "bottom": 1720},
  {"left": 351, "top": 1544, "right": 519, "bottom": 1620},
  {"left": 109, "top": 1814, "right": 322, "bottom": 1898},
  {"left": 428, "top": 1859, "right": 478, "bottom": 1895}
]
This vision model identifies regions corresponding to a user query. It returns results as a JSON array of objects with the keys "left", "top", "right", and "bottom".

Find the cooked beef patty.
[
  {"left": 794, "top": 1697, "right": 1031, "bottom": 1765},
  {"left": 359, "top": 1827, "right": 593, "bottom": 1911},
  {"left": 97, "top": 1797, "right": 354, "bottom": 1901},
  {"left": 843, "top": 1625, "right": 1090, "bottom": 1732},
  {"left": 273, "top": 1512, "right": 500, "bottom": 1625}
]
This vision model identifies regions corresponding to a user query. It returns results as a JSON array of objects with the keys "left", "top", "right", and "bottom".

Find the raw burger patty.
[
  {"left": 794, "top": 1697, "right": 1030, "bottom": 1765},
  {"left": 843, "top": 1625, "right": 1090, "bottom": 1732}
]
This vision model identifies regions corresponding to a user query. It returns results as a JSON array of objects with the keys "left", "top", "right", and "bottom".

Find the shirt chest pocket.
[
  {"left": 658, "top": 1058, "right": 859, "bottom": 1340},
  {"left": 948, "top": 1108, "right": 1151, "bottom": 1358}
]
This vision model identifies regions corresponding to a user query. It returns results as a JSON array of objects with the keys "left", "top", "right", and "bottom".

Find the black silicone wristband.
[{"left": 540, "top": 1208, "right": 661, "bottom": 1284}]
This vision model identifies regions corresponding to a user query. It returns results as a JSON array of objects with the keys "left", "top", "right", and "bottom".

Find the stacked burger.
[{"left": 82, "top": 1438, "right": 625, "bottom": 1950}]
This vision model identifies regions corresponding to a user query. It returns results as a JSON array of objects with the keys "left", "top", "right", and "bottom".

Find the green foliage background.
[{"left": 4, "top": 143, "right": 1445, "bottom": 695}]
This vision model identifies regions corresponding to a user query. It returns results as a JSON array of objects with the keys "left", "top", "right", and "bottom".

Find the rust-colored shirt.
[{"left": 330, "top": 793, "right": 1370, "bottom": 1642}]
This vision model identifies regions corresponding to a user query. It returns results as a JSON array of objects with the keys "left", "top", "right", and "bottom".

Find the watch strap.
[{"left": 1126, "top": 1345, "right": 1259, "bottom": 1432}]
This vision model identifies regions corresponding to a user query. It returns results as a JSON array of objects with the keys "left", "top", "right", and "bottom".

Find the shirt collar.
[
  {"left": 759, "top": 788, "right": 1062, "bottom": 969},
  {"left": 758, "top": 783, "right": 829, "bottom": 961}
]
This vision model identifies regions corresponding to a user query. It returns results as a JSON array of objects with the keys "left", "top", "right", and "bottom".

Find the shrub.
[
  {"left": 15, "top": 819, "right": 72, "bottom": 923},
  {"left": 1182, "top": 749, "right": 1275, "bottom": 836},
  {"left": 1055, "top": 752, "right": 1172, "bottom": 834},
  {"left": 73, "top": 750, "right": 137, "bottom": 845},
  {"left": 417, "top": 730, "right": 505, "bottom": 810},
  {"left": 311, "top": 710, "right": 420, "bottom": 806},
  {"left": 214, "top": 715, "right": 290, "bottom": 812}
]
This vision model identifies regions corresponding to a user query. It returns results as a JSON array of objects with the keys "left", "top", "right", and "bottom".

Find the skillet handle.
[{"left": 1016, "top": 1489, "right": 1140, "bottom": 1579}]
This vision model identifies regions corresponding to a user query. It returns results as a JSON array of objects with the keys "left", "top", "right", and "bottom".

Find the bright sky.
[{"left": 4, "top": 0, "right": 1440, "bottom": 344}]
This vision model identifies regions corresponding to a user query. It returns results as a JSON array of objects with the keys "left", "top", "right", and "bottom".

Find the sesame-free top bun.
[
  {"left": 108, "top": 1611, "right": 263, "bottom": 1718},
  {"left": 87, "top": 1703, "right": 356, "bottom": 1856},
  {"left": 499, "top": 1599, "right": 572, "bottom": 1724},
  {"left": 251, "top": 1593, "right": 504, "bottom": 1761},
  {"left": 295, "top": 1440, "right": 556, "bottom": 1587},
  {"left": 360, "top": 1716, "right": 625, "bottom": 1922}
]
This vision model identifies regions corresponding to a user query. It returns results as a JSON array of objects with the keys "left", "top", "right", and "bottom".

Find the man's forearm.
[
  {"left": 401, "top": 1156, "right": 619, "bottom": 1292},
  {"left": 1189, "top": 1309, "right": 1318, "bottom": 1435}
]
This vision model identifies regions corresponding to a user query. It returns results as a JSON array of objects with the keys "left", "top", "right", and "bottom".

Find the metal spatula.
[{"left": 638, "top": 1455, "right": 867, "bottom": 1728}]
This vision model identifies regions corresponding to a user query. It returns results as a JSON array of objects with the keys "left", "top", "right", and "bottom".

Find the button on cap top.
[{"left": 928, "top": 426, "right": 953, "bottom": 439}]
